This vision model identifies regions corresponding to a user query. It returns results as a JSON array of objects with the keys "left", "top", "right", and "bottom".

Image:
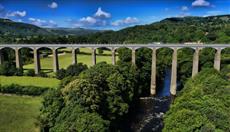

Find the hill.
[
  {"left": 0, "top": 19, "right": 52, "bottom": 36},
  {"left": 46, "top": 27, "right": 104, "bottom": 36},
  {"left": 87, "top": 15, "right": 230, "bottom": 43}
]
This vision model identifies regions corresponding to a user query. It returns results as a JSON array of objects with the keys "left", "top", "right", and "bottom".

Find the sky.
[{"left": 0, "top": 0, "right": 229, "bottom": 30}]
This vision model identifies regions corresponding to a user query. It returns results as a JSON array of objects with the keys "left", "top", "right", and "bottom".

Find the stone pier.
[
  {"left": 112, "top": 48, "right": 116, "bottom": 65},
  {"left": 214, "top": 48, "right": 222, "bottom": 71},
  {"left": 15, "top": 48, "right": 22, "bottom": 69},
  {"left": 72, "top": 48, "right": 77, "bottom": 65},
  {"left": 150, "top": 48, "right": 157, "bottom": 96},
  {"left": 170, "top": 48, "right": 177, "bottom": 96},
  {"left": 52, "top": 48, "right": 59, "bottom": 72},
  {"left": 34, "top": 48, "right": 41, "bottom": 74},
  {"left": 92, "top": 48, "right": 96, "bottom": 65},
  {"left": 192, "top": 48, "right": 200, "bottom": 77},
  {"left": 132, "top": 48, "right": 136, "bottom": 65}
]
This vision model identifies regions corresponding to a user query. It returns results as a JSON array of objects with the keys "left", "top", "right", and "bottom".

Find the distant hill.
[
  {"left": 0, "top": 19, "right": 103, "bottom": 36},
  {"left": 0, "top": 19, "right": 52, "bottom": 36},
  {"left": 88, "top": 15, "right": 230, "bottom": 43},
  {"left": 46, "top": 28, "right": 104, "bottom": 36}
]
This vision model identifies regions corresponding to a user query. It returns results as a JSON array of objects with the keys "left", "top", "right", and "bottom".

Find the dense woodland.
[
  {"left": 0, "top": 15, "right": 230, "bottom": 131},
  {"left": 163, "top": 69, "right": 230, "bottom": 132}
]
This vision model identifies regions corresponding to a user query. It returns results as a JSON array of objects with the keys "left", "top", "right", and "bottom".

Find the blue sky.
[{"left": 0, "top": 0, "right": 229, "bottom": 30}]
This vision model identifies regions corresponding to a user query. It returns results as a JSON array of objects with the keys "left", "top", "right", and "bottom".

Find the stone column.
[
  {"left": 92, "top": 48, "right": 96, "bottom": 65},
  {"left": 72, "top": 48, "right": 77, "bottom": 65},
  {"left": 112, "top": 48, "right": 116, "bottom": 65},
  {"left": 150, "top": 48, "right": 157, "bottom": 96},
  {"left": 170, "top": 48, "right": 177, "bottom": 96},
  {"left": 192, "top": 48, "right": 200, "bottom": 77},
  {"left": 34, "top": 48, "right": 41, "bottom": 74},
  {"left": 214, "top": 48, "right": 222, "bottom": 71},
  {"left": 132, "top": 48, "right": 136, "bottom": 65},
  {"left": 0, "top": 50, "right": 3, "bottom": 65},
  {"left": 52, "top": 48, "right": 59, "bottom": 72},
  {"left": 15, "top": 48, "right": 22, "bottom": 69}
]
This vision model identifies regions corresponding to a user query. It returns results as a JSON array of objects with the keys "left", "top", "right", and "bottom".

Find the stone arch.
[
  {"left": 18, "top": 47, "right": 34, "bottom": 70},
  {"left": 199, "top": 47, "right": 216, "bottom": 70},
  {"left": 220, "top": 47, "right": 230, "bottom": 70},
  {"left": 0, "top": 47, "right": 15, "bottom": 64}
]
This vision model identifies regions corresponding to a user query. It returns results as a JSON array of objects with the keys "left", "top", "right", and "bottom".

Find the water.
[
  {"left": 157, "top": 69, "right": 171, "bottom": 97},
  {"left": 129, "top": 69, "right": 173, "bottom": 132}
]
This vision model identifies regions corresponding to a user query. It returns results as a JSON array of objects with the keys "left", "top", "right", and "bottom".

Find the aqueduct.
[{"left": 0, "top": 44, "right": 229, "bottom": 96}]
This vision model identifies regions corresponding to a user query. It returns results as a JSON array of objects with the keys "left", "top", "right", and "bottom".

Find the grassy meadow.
[
  {"left": 23, "top": 48, "right": 118, "bottom": 73},
  {"left": 0, "top": 94, "right": 41, "bottom": 132},
  {"left": 0, "top": 76, "right": 60, "bottom": 88}
]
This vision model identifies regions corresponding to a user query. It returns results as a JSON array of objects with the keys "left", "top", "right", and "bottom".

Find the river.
[{"left": 130, "top": 69, "right": 173, "bottom": 132}]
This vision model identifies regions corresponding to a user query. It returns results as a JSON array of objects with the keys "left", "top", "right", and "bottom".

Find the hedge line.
[{"left": 0, "top": 84, "right": 51, "bottom": 96}]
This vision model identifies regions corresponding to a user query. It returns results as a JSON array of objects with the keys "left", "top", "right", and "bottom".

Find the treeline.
[
  {"left": 163, "top": 69, "right": 230, "bottom": 131},
  {"left": 0, "top": 15, "right": 230, "bottom": 44}
]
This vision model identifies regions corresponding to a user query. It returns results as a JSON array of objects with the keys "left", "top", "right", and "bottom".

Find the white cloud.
[
  {"left": 48, "top": 2, "right": 58, "bottom": 9},
  {"left": 95, "top": 7, "right": 111, "bottom": 18},
  {"left": 28, "top": 18, "right": 57, "bottom": 28},
  {"left": 70, "top": 7, "right": 111, "bottom": 28},
  {"left": 181, "top": 6, "right": 189, "bottom": 11},
  {"left": 7, "top": 11, "right": 26, "bottom": 17},
  {"left": 111, "top": 17, "right": 139, "bottom": 26},
  {"left": 80, "top": 16, "right": 97, "bottom": 24},
  {"left": 192, "top": 0, "right": 210, "bottom": 7}
]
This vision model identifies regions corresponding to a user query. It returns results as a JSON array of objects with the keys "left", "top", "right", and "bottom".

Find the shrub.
[
  {"left": 0, "top": 84, "right": 50, "bottom": 96},
  {"left": 56, "top": 69, "right": 66, "bottom": 80},
  {"left": 0, "top": 62, "right": 17, "bottom": 76},
  {"left": 38, "top": 71, "right": 48, "bottom": 77},
  {"left": 14, "top": 68, "right": 23, "bottom": 76},
  {"left": 25, "top": 69, "right": 35, "bottom": 76},
  {"left": 65, "top": 63, "right": 88, "bottom": 77}
]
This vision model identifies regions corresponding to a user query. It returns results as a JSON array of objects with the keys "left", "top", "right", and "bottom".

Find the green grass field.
[
  {"left": 0, "top": 94, "right": 41, "bottom": 132},
  {"left": 23, "top": 48, "right": 118, "bottom": 73},
  {"left": 0, "top": 76, "right": 60, "bottom": 88}
]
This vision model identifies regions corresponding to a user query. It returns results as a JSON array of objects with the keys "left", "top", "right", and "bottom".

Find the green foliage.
[
  {"left": 56, "top": 68, "right": 66, "bottom": 80},
  {"left": 56, "top": 63, "right": 88, "bottom": 80},
  {"left": 0, "top": 62, "right": 17, "bottom": 76},
  {"left": 25, "top": 69, "right": 35, "bottom": 76},
  {"left": 39, "top": 62, "right": 137, "bottom": 131},
  {"left": 163, "top": 69, "right": 230, "bottom": 132},
  {"left": 0, "top": 84, "right": 50, "bottom": 96},
  {"left": 66, "top": 63, "right": 88, "bottom": 77}
]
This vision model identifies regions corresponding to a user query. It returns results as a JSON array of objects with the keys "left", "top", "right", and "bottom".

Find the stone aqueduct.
[{"left": 0, "top": 44, "right": 229, "bottom": 96}]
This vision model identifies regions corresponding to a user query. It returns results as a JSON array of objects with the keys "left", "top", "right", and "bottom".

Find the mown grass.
[
  {"left": 23, "top": 48, "right": 118, "bottom": 73},
  {"left": 0, "top": 76, "right": 60, "bottom": 88},
  {"left": 0, "top": 94, "right": 41, "bottom": 132}
]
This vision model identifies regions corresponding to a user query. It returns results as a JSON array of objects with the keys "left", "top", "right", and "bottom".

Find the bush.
[
  {"left": 56, "top": 69, "right": 66, "bottom": 80},
  {"left": 55, "top": 63, "right": 88, "bottom": 79},
  {"left": 38, "top": 71, "right": 48, "bottom": 77},
  {"left": 0, "top": 62, "right": 17, "bottom": 76},
  {"left": 65, "top": 63, "right": 88, "bottom": 77},
  {"left": 0, "top": 84, "right": 50, "bottom": 96},
  {"left": 14, "top": 68, "right": 23, "bottom": 76},
  {"left": 25, "top": 69, "right": 35, "bottom": 76}
]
